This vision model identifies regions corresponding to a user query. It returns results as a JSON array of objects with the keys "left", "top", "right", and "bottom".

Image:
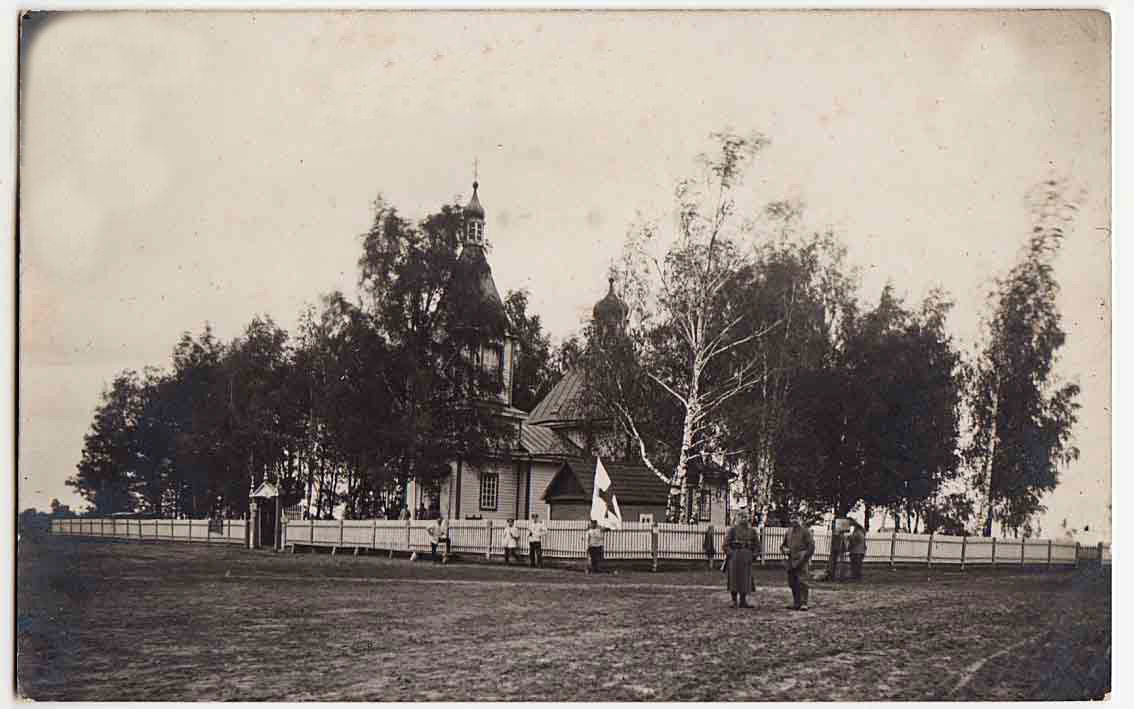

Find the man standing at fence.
[
  {"left": 428, "top": 515, "right": 450, "bottom": 563},
  {"left": 528, "top": 513, "right": 547, "bottom": 568},
  {"left": 583, "top": 520, "right": 606, "bottom": 574},
  {"left": 848, "top": 519, "right": 866, "bottom": 581},
  {"left": 503, "top": 518, "right": 521, "bottom": 564},
  {"left": 781, "top": 512, "right": 815, "bottom": 611}
]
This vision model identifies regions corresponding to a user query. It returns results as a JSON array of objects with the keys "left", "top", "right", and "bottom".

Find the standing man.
[
  {"left": 502, "top": 518, "right": 521, "bottom": 565},
  {"left": 725, "top": 511, "right": 757, "bottom": 608},
  {"left": 848, "top": 519, "right": 867, "bottom": 581},
  {"left": 583, "top": 520, "right": 605, "bottom": 574},
  {"left": 780, "top": 512, "right": 815, "bottom": 611},
  {"left": 428, "top": 515, "right": 450, "bottom": 563},
  {"left": 528, "top": 513, "right": 547, "bottom": 568}
]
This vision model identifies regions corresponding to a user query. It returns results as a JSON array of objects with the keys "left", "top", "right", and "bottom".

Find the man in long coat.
[
  {"left": 725, "top": 511, "right": 758, "bottom": 609},
  {"left": 780, "top": 512, "right": 815, "bottom": 610}
]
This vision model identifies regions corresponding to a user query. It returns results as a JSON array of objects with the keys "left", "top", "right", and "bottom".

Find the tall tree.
[
  {"left": 592, "top": 131, "right": 781, "bottom": 521},
  {"left": 357, "top": 196, "right": 516, "bottom": 508},
  {"left": 70, "top": 371, "right": 145, "bottom": 514},
  {"left": 723, "top": 221, "right": 856, "bottom": 519},
  {"left": 967, "top": 179, "right": 1082, "bottom": 536}
]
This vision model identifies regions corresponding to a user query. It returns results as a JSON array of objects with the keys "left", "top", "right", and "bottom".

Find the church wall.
[
  {"left": 527, "top": 460, "right": 559, "bottom": 521},
  {"left": 454, "top": 458, "right": 521, "bottom": 521}
]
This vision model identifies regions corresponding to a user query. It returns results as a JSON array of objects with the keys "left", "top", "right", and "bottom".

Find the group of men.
[
  {"left": 422, "top": 508, "right": 868, "bottom": 610},
  {"left": 423, "top": 513, "right": 549, "bottom": 567},
  {"left": 723, "top": 511, "right": 868, "bottom": 611}
]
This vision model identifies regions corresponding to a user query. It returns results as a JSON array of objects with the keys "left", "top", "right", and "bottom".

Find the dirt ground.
[{"left": 16, "top": 537, "right": 1110, "bottom": 701}]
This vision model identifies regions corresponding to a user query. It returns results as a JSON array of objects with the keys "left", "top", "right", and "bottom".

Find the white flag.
[{"left": 590, "top": 457, "right": 623, "bottom": 530}]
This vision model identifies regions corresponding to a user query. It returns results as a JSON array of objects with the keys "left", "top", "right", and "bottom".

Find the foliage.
[
  {"left": 589, "top": 131, "right": 777, "bottom": 521},
  {"left": 967, "top": 180, "right": 1082, "bottom": 536},
  {"left": 504, "top": 289, "right": 557, "bottom": 412},
  {"left": 70, "top": 193, "right": 538, "bottom": 521}
]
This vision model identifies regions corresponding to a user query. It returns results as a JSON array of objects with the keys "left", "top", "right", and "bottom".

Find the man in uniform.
[
  {"left": 528, "top": 513, "right": 547, "bottom": 568},
  {"left": 725, "top": 511, "right": 758, "bottom": 608},
  {"left": 780, "top": 512, "right": 815, "bottom": 610}
]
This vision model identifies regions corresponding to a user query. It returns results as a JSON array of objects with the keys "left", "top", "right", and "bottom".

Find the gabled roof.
[
  {"left": 541, "top": 457, "right": 671, "bottom": 504},
  {"left": 528, "top": 368, "right": 591, "bottom": 426},
  {"left": 520, "top": 423, "right": 585, "bottom": 458}
]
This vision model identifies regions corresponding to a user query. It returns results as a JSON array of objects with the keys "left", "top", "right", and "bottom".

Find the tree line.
[
  {"left": 69, "top": 132, "right": 1081, "bottom": 536},
  {"left": 69, "top": 200, "right": 561, "bottom": 520}
]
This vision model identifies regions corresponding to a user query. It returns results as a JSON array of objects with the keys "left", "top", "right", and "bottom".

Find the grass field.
[{"left": 17, "top": 536, "right": 1110, "bottom": 701}]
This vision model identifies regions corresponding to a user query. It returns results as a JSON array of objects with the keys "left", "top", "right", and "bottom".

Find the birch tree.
[{"left": 590, "top": 131, "right": 782, "bottom": 522}]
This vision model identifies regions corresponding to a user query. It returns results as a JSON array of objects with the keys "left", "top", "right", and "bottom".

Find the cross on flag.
[{"left": 590, "top": 457, "right": 623, "bottom": 530}]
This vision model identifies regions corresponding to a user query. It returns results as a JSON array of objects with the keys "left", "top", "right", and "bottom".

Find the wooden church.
[{"left": 405, "top": 181, "right": 730, "bottom": 525}]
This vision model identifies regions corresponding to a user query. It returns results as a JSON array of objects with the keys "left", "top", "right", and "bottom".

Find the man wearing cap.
[
  {"left": 780, "top": 512, "right": 815, "bottom": 610},
  {"left": 725, "top": 510, "right": 758, "bottom": 608}
]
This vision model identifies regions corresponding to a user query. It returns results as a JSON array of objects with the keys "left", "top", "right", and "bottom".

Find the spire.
[{"left": 463, "top": 171, "right": 486, "bottom": 246}]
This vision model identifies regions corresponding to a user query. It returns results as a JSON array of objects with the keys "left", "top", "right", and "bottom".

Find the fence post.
[
  {"left": 889, "top": 529, "right": 897, "bottom": 569},
  {"left": 406, "top": 518, "right": 413, "bottom": 560},
  {"left": 1047, "top": 539, "right": 1053, "bottom": 570},
  {"left": 759, "top": 526, "right": 765, "bottom": 566},
  {"left": 926, "top": 532, "right": 934, "bottom": 569},
  {"left": 188, "top": 518, "right": 193, "bottom": 543},
  {"left": 991, "top": 537, "right": 997, "bottom": 567},
  {"left": 100, "top": 518, "right": 104, "bottom": 537},
  {"left": 486, "top": 519, "right": 493, "bottom": 561},
  {"left": 1020, "top": 539, "right": 1026, "bottom": 566},
  {"left": 372, "top": 518, "right": 378, "bottom": 552},
  {"left": 1074, "top": 541, "right": 1080, "bottom": 568},
  {"left": 651, "top": 522, "right": 659, "bottom": 572},
  {"left": 340, "top": 518, "right": 345, "bottom": 548},
  {"left": 1097, "top": 542, "right": 1104, "bottom": 569},
  {"left": 171, "top": 518, "right": 175, "bottom": 540},
  {"left": 960, "top": 534, "right": 967, "bottom": 571}
]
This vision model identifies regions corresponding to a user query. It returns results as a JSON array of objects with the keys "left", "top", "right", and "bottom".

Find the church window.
[{"left": 479, "top": 472, "right": 499, "bottom": 511}]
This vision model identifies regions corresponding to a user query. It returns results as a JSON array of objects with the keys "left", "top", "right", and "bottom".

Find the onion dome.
[
  {"left": 593, "top": 277, "right": 629, "bottom": 325},
  {"left": 465, "top": 181, "right": 485, "bottom": 220}
]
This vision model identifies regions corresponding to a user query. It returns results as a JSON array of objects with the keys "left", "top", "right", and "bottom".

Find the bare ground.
[{"left": 16, "top": 537, "right": 1110, "bottom": 701}]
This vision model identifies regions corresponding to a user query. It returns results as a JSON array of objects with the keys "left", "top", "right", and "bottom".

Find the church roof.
[
  {"left": 445, "top": 243, "right": 510, "bottom": 334},
  {"left": 541, "top": 457, "right": 671, "bottom": 504},
  {"left": 527, "top": 368, "right": 591, "bottom": 426},
  {"left": 520, "top": 423, "right": 585, "bottom": 458}
]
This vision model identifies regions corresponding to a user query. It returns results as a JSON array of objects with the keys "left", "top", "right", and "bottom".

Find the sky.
[{"left": 18, "top": 10, "right": 1111, "bottom": 541}]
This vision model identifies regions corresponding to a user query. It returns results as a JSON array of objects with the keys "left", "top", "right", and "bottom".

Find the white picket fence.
[
  {"left": 49, "top": 516, "right": 1110, "bottom": 570},
  {"left": 50, "top": 517, "right": 247, "bottom": 545},
  {"left": 282, "top": 518, "right": 1105, "bottom": 569}
]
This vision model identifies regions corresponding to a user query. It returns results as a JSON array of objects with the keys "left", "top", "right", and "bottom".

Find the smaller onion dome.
[
  {"left": 593, "top": 277, "right": 629, "bottom": 324},
  {"left": 464, "top": 181, "right": 485, "bottom": 220}
]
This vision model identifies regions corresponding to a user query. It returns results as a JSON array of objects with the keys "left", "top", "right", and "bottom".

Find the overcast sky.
[{"left": 19, "top": 10, "right": 1111, "bottom": 540}]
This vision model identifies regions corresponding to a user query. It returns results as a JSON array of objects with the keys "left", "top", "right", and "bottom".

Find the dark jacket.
[{"left": 781, "top": 525, "right": 815, "bottom": 571}]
